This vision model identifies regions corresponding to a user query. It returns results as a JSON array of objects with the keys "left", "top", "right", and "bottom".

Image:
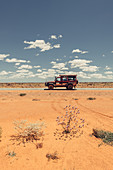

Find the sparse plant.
[
  {"left": 55, "top": 105, "right": 85, "bottom": 140},
  {"left": 19, "top": 93, "right": 26, "bottom": 96},
  {"left": 7, "top": 151, "right": 16, "bottom": 157},
  {"left": 87, "top": 97, "right": 96, "bottom": 100},
  {"left": 0, "top": 126, "right": 2, "bottom": 141},
  {"left": 11, "top": 120, "right": 45, "bottom": 146},
  {"left": 92, "top": 129, "right": 113, "bottom": 146},
  {"left": 46, "top": 151, "right": 59, "bottom": 161}
]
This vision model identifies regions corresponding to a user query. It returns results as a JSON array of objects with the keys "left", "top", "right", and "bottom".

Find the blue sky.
[{"left": 0, "top": 0, "right": 113, "bottom": 82}]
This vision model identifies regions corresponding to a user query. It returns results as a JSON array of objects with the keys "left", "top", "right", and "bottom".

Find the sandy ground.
[{"left": 0, "top": 89, "right": 113, "bottom": 170}]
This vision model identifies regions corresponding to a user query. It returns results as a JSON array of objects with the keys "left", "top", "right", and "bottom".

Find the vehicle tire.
[
  {"left": 67, "top": 84, "right": 73, "bottom": 90},
  {"left": 48, "top": 84, "right": 54, "bottom": 90}
]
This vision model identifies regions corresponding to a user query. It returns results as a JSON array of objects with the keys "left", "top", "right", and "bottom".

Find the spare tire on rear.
[{"left": 48, "top": 84, "right": 54, "bottom": 90}]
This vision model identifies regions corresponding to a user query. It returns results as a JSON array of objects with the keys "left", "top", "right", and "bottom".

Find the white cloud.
[
  {"left": 36, "top": 53, "right": 39, "bottom": 56},
  {"left": 53, "top": 44, "right": 60, "bottom": 48},
  {"left": 80, "top": 66, "right": 99, "bottom": 72},
  {"left": 6, "top": 58, "right": 30, "bottom": 63},
  {"left": 72, "top": 49, "right": 88, "bottom": 54},
  {"left": 50, "top": 34, "right": 63, "bottom": 39},
  {"left": 0, "top": 54, "right": 10, "bottom": 60},
  {"left": 102, "top": 54, "right": 105, "bottom": 57},
  {"left": 105, "top": 66, "right": 111, "bottom": 70},
  {"left": 61, "top": 67, "right": 69, "bottom": 70},
  {"left": 68, "top": 59, "right": 92, "bottom": 68},
  {"left": 16, "top": 69, "right": 29, "bottom": 73},
  {"left": 37, "top": 69, "right": 42, "bottom": 72},
  {"left": 0, "top": 70, "right": 11, "bottom": 75},
  {"left": 24, "top": 40, "right": 53, "bottom": 51},
  {"left": 51, "top": 61, "right": 56, "bottom": 64},
  {"left": 75, "top": 56, "right": 79, "bottom": 58},
  {"left": 51, "top": 61, "right": 66, "bottom": 69},
  {"left": 106, "top": 75, "right": 113, "bottom": 79},
  {"left": 104, "top": 71, "right": 113, "bottom": 75},
  {"left": 50, "top": 35, "right": 57, "bottom": 39},
  {"left": 34, "top": 65, "right": 41, "bottom": 68},
  {"left": 18, "top": 65, "right": 32, "bottom": 69},
  {"left": 58, "top": 35, "right": 63, "bottom": 38},
  {"left": 9, "top": 71, "right": 35, "bottom": 79},
  {"left": 89, "top": 73, "right": 106, "bottom": 79},
  {"left": 24, "top": 39, "right": 61, "bottom": 52},
  {"left": 111, "top": 51, "right": 113, "bottom": 53},
  {"left": 78, "top": 72, "right": 91, "bottom": 79},
  {"left": 15, "top": 63, "right": 20, "bottom": 66}
]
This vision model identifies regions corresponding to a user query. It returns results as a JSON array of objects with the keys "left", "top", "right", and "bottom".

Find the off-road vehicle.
[{"left": 45, "top": 75, "right": 78, "bottom": 90}]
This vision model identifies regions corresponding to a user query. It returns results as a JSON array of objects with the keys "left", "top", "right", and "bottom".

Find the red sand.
[{"left": 0, "top": 90, "right": 113, "bottom": 170}]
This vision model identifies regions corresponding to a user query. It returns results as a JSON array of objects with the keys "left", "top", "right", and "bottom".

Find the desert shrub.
[
  {"left": 92, "top": 129, "right": 113, "bottom": 146},
  {"left": 19, "top": 93, "right": 26, "bottom": 96},
  {"left": 87, "top": 97, "right": 96, "bottom": 100},
  {"left": 55, "top": 105, "right": 85, "bottom": 140},
  {"left": 0, "top": 127, "right": 2, "bottom": 141},
  {"left": 11, "top": 120, "right": 45, "bottom": 146},
  {"left": 46, "top": 151, "right": 59, "bottom": 161},
  {"left": 7, "top": 151, "right": 16, "bottom": 157}
]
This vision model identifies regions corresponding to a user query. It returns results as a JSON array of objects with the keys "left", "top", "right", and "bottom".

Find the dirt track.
[{"left": 0, "top": 90, "right": 113, "bottom": 170}]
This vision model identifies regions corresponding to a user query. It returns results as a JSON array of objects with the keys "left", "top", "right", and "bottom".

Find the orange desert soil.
[{"left": 0, "top": 89, "right": 113, "bottom": 170}]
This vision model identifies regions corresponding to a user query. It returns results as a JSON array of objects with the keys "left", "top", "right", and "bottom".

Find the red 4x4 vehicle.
[{"left": 45, "top": 75, "right": 78, "bottom": 90}]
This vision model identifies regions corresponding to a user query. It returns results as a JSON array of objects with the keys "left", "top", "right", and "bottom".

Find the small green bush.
[
  {"left": 19, "top": 93, "right": 26, "bottom": 96},
  {"left": 92, "top": 129, "right": 113, "bottom": 146},
  {"left": 8, "top": 151, "right": 16, "bottom": 157},
  {"left": 87, "top": 97, "right": 96, "bottom": 100}
]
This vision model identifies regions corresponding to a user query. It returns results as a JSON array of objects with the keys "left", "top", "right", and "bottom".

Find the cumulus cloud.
[
  {"left": 72, "top": 49, "right": 88, "bottom": 54},
  {"left": 36, "top": 68, "right": 57, "bottom": 79},
  {"left": 75, "top": 56, "right": 79, "bottom": 58},
  {"left": 104, "top": 71, "right": 113, "bottom": 74},
  {"left": 50, "top": 34, "right": 63, "bottom": 39},
  {"left": 80, "top": 66, "right": 99, "bottom": 72},
  {"left": 50, "top": 35, "right": 57, "bottom": 39},
  {"left": 0, "top": 54, "right": 10, "bottom": 60},
  {"left": 34, "top": 65, "right": 41, "bottom": 68},
  {"left": 15, "top": 63, "right": 20, "bottom": 66},
  {"left": 6, "top": 58, "right": 30, "bottom": 63},
  {"left": 53, "top": 44, "right": 60, "bottom": 48},
  {"left": 0, "top": 70, "right": 11, "bottom": 75},
  {"left": 24, "top": 39, "right": 61, "bottom": 52},
  {"left": 111, "top": 51, "right": 113, "bottom": 53},
  {"left": 58, "top": 35, "right": 63, "bottom": 38},
  {"left": 61, "top": 67, "right": 69, "bottom": 70},
  {"left": 37, "top": 69, "right": 42, "bottom": 72},
  {"left": 24, "top": 40, "right": 53, "bottom": 51},
  {"left": 18, "top": 65, "right": 32, "bottom": 69},
  {"left": 105, "top": 66, "right": 111, "bottom": 70},
  {"left": 88, "top": 73, "right": 106, "bottom": 79},
  {"left": 51, "top": 61, "right": 66, "bottom": 69},
  {"left": 68, "top": 59, "right": 92, "bottom": 68},
  {"left": 16, "top": 69, "right": 29, "bottom": 73}
]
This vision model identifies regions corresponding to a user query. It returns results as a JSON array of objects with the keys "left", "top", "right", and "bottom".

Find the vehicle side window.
[
  {"left": 68, "top": 76, "right": 74, "bottom": 81},
  {"left": 56, "top": 78, "right": 61, "bottom": 81},
  {"left": 62, "top": 77, "right": 67, "bottom": 81}
]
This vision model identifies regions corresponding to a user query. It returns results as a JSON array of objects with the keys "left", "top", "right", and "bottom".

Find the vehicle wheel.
[
  {"left": 67, "top": 84, "right": 73, "bottom": 90},
  {"left": 48, "top": 84, "right": 54, "bottom": 90}
]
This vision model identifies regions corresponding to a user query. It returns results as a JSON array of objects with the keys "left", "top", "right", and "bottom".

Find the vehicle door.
[
  {"left": 62, "top": 76, "right": 68, "bottom": 86},
  {"left": 55, "top": 77, "right": 62, "bottom": 86}
]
